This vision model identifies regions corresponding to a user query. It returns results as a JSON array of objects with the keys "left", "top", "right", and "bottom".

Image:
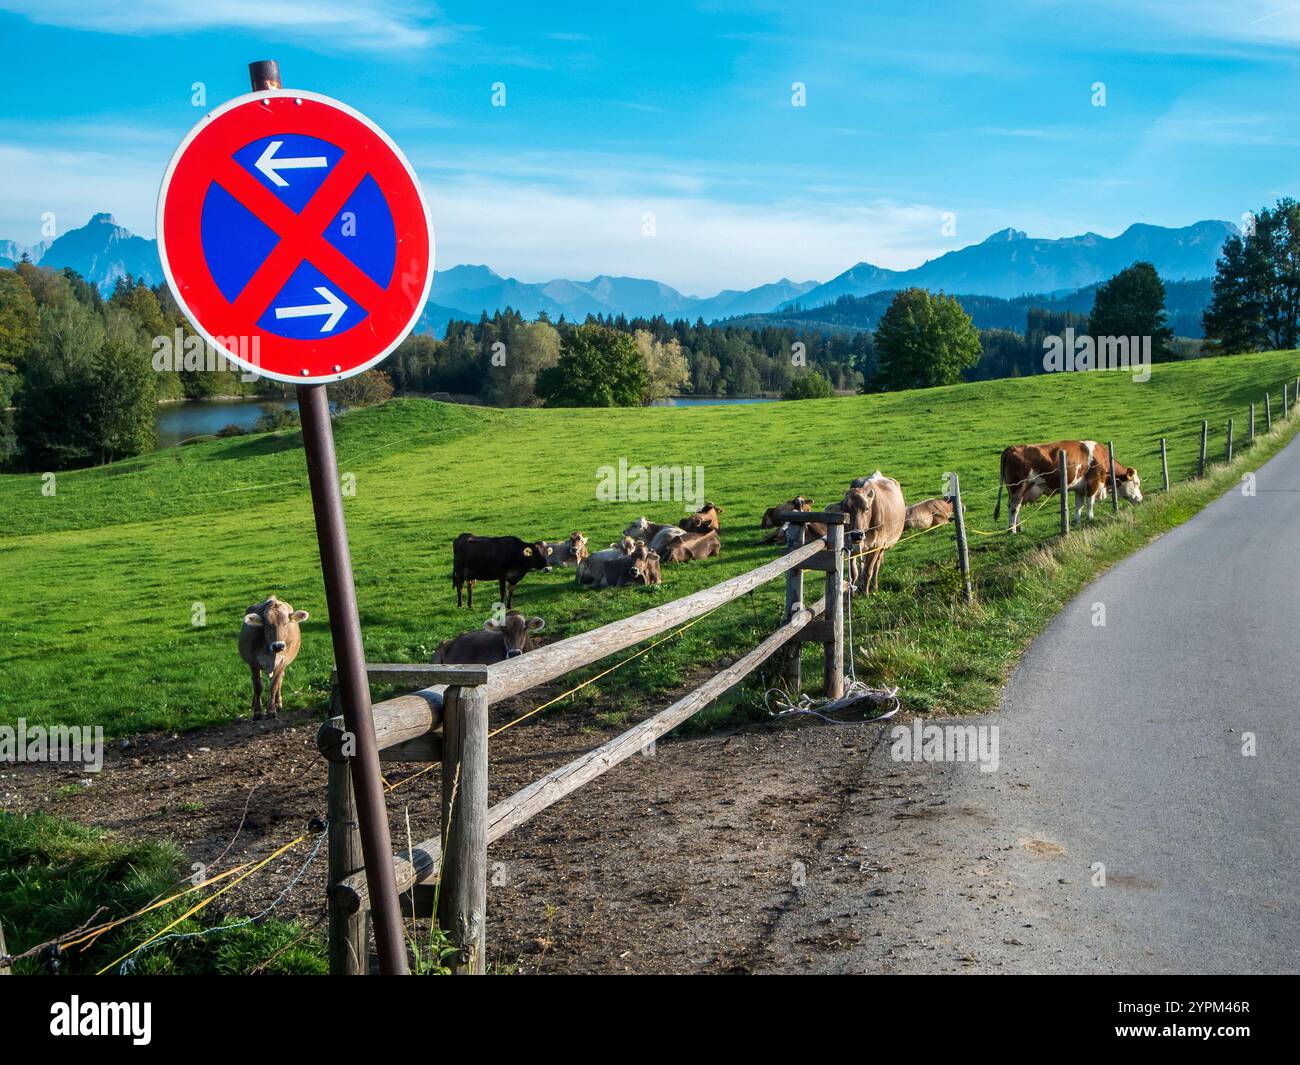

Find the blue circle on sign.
[{"left": 200, "top": 134, "right": 399, "bottom": 340}]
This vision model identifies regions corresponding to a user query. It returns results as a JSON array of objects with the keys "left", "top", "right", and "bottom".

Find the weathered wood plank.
[
  {"left": 335, "top": 598, "right": 824, "bottom": 913},
  {"left": 775, "top": 510, "right": 848, "bottom": 525},
  {"left": 439, "top": 685, "right": 488, "bottom": 975}
]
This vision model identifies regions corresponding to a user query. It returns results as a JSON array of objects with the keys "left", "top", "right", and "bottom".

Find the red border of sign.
[{"left": 156, "top": 89, "right": 434, "bottom": 385}]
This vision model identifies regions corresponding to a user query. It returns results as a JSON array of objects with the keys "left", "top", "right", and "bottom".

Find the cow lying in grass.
[
  {"left": 599, "top": 542, "right": 663, "bottom": 587},
  {"left": 760, "top": 495, "right": 827, "bottom": 544},
  {"left": 540, "top": 531, "right": 589, "bottom": 569},
  {"left": 239, "top": 596, "right": 308, "bottom": 718},
  {"left": 577, "top": 536, "right": 639, "bottom": 585},
  {"left": 623, "top": 516, "right": 688, "bottom": 553},
  {"left": 680, "top": 502, "right": 723, "bottom": 533},
  {"left": 658, "top": 528, "right": 721, "bottom": 562},
  {"left": 904, "top": 496, "right": 964, "bottom": 531},
  {"left": 432, "top": 610, "right": 545, "bottom": 664}
]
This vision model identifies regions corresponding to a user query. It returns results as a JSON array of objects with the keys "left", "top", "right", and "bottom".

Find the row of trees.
[{"left": 1203, "top": 198, "right": 1300, "bottom": 353}]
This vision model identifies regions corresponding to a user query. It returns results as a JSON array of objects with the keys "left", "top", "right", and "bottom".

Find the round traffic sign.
[{"left": 157, "top": 89, "right": 434, "bottom": 384}]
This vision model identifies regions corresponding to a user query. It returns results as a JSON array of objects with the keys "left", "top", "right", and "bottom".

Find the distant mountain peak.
[{"left": 982, "top": 227, "right": 1026, "bottom": 243}]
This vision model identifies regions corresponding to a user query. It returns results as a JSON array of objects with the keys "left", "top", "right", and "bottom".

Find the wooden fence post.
[
  {"left": 1266, "top": 392, "right": 1273, "bottom": 431},
  {"left": 1199, "top": 419, "right": 1208, "bottom": 477},
  {"left": 1285, "top": 383, "right": 1290, "bottom": 418},
  {"left": 782, "top": 522, "right": 806, "bottom": 694},
  {"left": 327, "top": 750, "right": 370, "bottom": 975},
  {"left": 440, "top": 683, "right": 488, "bottom": 975},
  {"left": 950, "top": 472, "right": 973, "bottom": 603},
  {"left": 1160, "top": 437, "right": 1169, "bottom": 491},
  {"left": 823, "top": 522, "right": 845, "bottom": 700},
  {"left": 0, "top": 918, "right": 10, "bottom": 975},
  {"left": 1107, "top": 440, "right": 1119, "bottom": 514},
  {"left": 1250, "top": 403, "right": 1256, "bottom": 442},
  {"left": 1058, "top": 448, "right": 1070, "bottom": 535},
  {"left": 1226, "top": 419, "right": 1234, "bottom": 463},
  {"left": 326, "top": 680, "right": 369, "bottom": 975}
]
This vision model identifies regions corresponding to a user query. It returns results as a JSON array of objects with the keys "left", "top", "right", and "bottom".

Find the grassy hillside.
[{"left": 2, "top": 350, "right": 1297, "bottom": 736}]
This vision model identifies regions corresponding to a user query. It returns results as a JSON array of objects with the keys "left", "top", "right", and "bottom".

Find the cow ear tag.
[{"left": 524, "top": 547, "right": 533, "bottom": 556}]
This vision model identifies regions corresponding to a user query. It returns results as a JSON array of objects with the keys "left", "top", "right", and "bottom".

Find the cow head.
[
  {"left": 623, "top": 516, "right": 653, "bottom": 541},
  {"left": 569, "top": 531, "right": 590, "bottom": 563},
  {"left": 1116, "top": 466, "right": 1144, "bottom": 504},
  {"left": 761, "top": 496, "right": 812, "bottom": 529},
  {"left": 243, "top": 596, "right": 308, "bottom": 661},
  {"left": 840, "top": 486, "right": 876, "bottom": 530},
  {"left": 485, "top": 610, "right": 545, "bottom": 658},
  {"left": 523, "top": 540, "right": 553, "bottom": 573}
]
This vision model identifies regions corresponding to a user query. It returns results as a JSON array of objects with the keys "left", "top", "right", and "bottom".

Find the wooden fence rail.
[{"left": 319, "top": 521, "right": 848, "bottom": 971}]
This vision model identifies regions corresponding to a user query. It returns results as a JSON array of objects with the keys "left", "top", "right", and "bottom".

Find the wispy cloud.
[{"left": 0, "top": 0, "right": 451, "bottom": 51}]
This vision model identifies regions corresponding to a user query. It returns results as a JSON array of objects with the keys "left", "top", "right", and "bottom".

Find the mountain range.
[{"left": 1, "top": 213, "right": 1236, "bottom": 331}]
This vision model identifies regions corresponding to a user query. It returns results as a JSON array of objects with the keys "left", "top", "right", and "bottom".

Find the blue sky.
[{"left": 3, "top": 1, "right": 1300, "bottom": 293}]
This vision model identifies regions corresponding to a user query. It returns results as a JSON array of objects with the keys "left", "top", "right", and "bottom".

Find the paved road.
[{"left": 763, "top": 434, "right": 1300, "bottom": 974}]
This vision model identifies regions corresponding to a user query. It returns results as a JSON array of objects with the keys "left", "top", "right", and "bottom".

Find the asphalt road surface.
[{"left": 763, "top": 434, "right": 1300, "bottom": 974}]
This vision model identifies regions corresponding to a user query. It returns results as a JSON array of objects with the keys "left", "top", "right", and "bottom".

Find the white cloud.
[{"left": 0, "top": 0, "right": 448, "bottom": 51}]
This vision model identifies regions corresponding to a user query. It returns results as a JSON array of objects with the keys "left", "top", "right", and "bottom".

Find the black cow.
[{"left": 452, "top": 533, "right": 552, "bottom": 608}]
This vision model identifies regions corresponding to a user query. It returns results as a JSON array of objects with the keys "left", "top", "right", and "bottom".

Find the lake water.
[
  {"left": 155, "top": 398, "right": 295, "bottom": 447},
  {"left": 154, "top": 394, "right": 779, "bottom": 447}
]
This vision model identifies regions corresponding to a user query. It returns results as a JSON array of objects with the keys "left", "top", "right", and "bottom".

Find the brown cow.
[
  {"left": 840, "top": 472, "right": 906, "bottom": 594},
  {"left": 432, "top": 611, "right": 545, "bottom": 664},
  {"left": 904, "top": 496, "right": 965, "bottom": 531},
  {"left": 238, "top": 596, "right": 308, "bottom": 718},
  {"left": 599, "top": 543, "right": 664, "bottom": 587},
  {"left": 995, "top": 439, "right": 1143, "bottom": 533},
  {"left": 658, "top": 528, "right": 722, "bottom": 562},
  {"left": 623, "top": 516, "right": 689, "bottom": 553},
  {"left": 760, "top": 495, "right": 814, "bottom": 543},
  {"left": 680, "top": 502, "right": 723, "bottom": 534},
  {"left": 540, "top": 531, "right": 589, "bottom": 568}
]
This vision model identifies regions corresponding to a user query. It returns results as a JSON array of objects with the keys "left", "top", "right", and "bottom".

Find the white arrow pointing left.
[
  {"left": 274, "top": 286, "right": 348, "bottom": 332},
  {"left": 254, "top": 140, "right": 328, "bottom": 187}
]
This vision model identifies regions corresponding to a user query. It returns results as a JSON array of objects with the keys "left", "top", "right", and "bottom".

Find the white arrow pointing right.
[{"left": 274, "top": 286, "right": 348, "bottom": 332}]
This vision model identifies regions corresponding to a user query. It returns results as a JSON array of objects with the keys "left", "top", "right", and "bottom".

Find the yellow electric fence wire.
[{"left": 96, "top": 833, "right": 305, "bottom": 975}]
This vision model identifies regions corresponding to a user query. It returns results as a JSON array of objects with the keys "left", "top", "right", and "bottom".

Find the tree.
[
  {"left": 1087, "top": 262, "right": 1173, "bottom": 359},
  {"left": 485, "top": 320, "right": 560, "bottom": 407},
  {"left": 90, "top": 338, "right": 157, "bottom": 463},
  {"left": 536, "top": 324, "right": 647, "bottom": 407},
  {"left": 633, "top": 329, "right": 689, "bottom": 404},
  {"left": 782, "top": 369, "right": 835, "bottom": 399},
  {"left": 331, "top": 369, "right": 395, "bottom": 410},
  {"left": 0, "top": 270, "right": 39, "bottom": 368},
  {"left": 872, "top": 288, "right": 981, "bottom": 391},
  {"left": 1203, "top": 198, "right": 1300, "bottom": 353}
]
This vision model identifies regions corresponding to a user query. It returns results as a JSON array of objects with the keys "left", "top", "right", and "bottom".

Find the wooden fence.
[{"left": 316, "top": 511, "right": 849, "bottom": 974}]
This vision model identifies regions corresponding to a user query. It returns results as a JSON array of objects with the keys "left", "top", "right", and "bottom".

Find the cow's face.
[
  {"left": 244, "top": 597, "right": 308, "bottom": 662},
  {"left": 841, "top": 487, "right": 875, "bottom": 528},
  {"left": 525, "top": 541, "right": 553, "bottom": 573},
  {"left": 486, "top": 611, "right": 545, "bottom": 657},
  {"left": 569, "top": 532, "right": 589, "bottom": 563},
  {"left": 623, "top": 517, "right": 653, "bottom": 541},
  {"left": 1118, "top": 468, "right": 1144, "bottom": 504}
]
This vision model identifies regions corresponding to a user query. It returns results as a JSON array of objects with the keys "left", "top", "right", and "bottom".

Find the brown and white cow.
[
  {"left": 904, "top": 496, "right": 965, "bottom": 531},
  {"left": 238, "top": 596, "right": 308, "bottom": 718},
  {"left": 623, "top": 516, "right": 689, "bottom": 553},
  {"left": 841, "top": 472, "right": 906, "bottom": 594},
  {"left": 995, "top": 440, "right": 1143, "bottom": 533},
  {"left": 432, "top": 611, "right": 545, "bottom": 664}
]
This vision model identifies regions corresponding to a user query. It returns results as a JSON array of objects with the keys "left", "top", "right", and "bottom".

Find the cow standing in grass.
[
  {"left": 995, "top": 440, "right": 1143, "bottom": 533},
  {"left": 452, "top": 533, "right": 552, "bottom": 608},
  {"left": 238, "top": 596, "right": 308, "bottom": 718},
  {"left": 841, "top": 472, "right": 906, "bottom": 594}
]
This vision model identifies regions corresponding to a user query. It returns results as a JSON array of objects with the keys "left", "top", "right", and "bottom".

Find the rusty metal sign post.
[{"left": 244, "top": 59, "right": 411, "bottom": 975}]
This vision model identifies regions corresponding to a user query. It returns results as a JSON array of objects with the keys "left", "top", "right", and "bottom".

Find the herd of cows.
[{"left": 235, "top": 438, "right": 1143, "bottom": 713}]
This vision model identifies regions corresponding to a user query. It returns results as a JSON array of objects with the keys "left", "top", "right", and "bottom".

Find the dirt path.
[{"left": 3, "top": 690, "right": 950, "bottom": 974}]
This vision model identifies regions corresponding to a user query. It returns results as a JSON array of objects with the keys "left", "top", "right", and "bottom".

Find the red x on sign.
[{"left": 158, "top": 90, "right": 434, "bottom": 384}]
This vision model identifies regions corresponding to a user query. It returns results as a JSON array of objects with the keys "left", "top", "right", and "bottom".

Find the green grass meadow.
[{"left": 2, "top": 349, "right": 1298, "bottom": 737}]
